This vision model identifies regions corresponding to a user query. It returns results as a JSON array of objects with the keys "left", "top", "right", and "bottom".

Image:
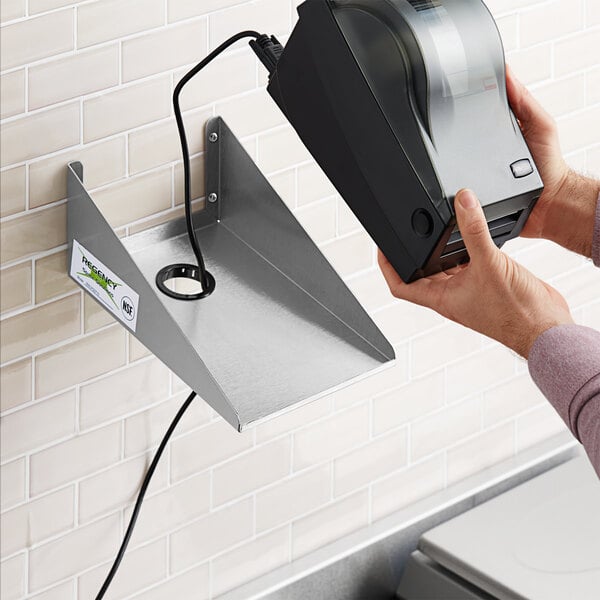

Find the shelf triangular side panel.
[
  {"left": 67, "top": 118, "right": 395, "bottom": 431},
  {"left": 67, "top": 162, "right": 239, "bottom": 429}
]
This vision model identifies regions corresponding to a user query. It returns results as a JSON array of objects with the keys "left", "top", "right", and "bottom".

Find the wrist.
[
  {"left": 542, "top": 170, "right": 599, "bottom": 257},
  {"left": 520, "top": 315, "right": 575, "bottom": 360}
]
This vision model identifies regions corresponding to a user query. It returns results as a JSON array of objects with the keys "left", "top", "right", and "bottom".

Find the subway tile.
[
  {"left": 212, "top": 527, "right": 290, "bottom": 597},
  {"left": 255, "top": 465, "right": 331, "bottom": 532},
  {"left": 79, "top": 452, "right": 168, "bottom": 524},
  {"left": 174, "top": 155, "right": 205, "bottom": 205},
  {"left": 447, "top": 424, "right": 515, "bottom": 485},
  {"left": 0, "top": 70, "right": 25, "bottom": 119},
  {"left": 411, "top": 323, "right": 482, "bottom": 378},
  {"left": 412, "top": 397, "right": 481, "bottom": 461},
  {"left": 531, "top": 75, "right": 585, "bottom": 119},
  {"left": 170, "top": 498, "right": 253, "bottom": 573},
  {"left": 0, "top": 0, "right": 24, "bottom": 23},
  {"left": 294, "top": 198, "right": 337, "bottom": 245},
  {"left": 520, "top": 0, "right": 583, "bottom": 47},
  {"left": 30, "top": 423, "right": 121, "bottom": 496},
  {"left": 297, "top": 162, "right": 337, "bottom": 207},
  {"left": 507, "top": 44, "right": 552, "bottom": 85},
  {"left": 0, "top": 167, "right": 26, "bottom": 218},
  {"left": 34, "top": 251, "right": 77, "bottom": 303},
  {"left": 372, "top": 371, "right": 445, "bottom": 436},
  {"left": 0, "top": 262, "right": 31, "bottom": 314},
  {"left": 588, "top": 0, "right": 600, "bottom": 26},
  {"left": 0, "top": 10, "right": 73, "bottom": 70},
  {"left": 1, "top": 390, "right": 76, "bottom": 461},
  {"left": 80, "top": 358, "right": 169, "bottom": 429},
  {"left": 93, "top": 169, "right": 172, "bottom": 228},
  {"left": 516, "top": 404, "right": 570, "bottom": 452},
  {"left": 124, "top": 391, "right": 212, "bottom": 457},
  {"left": 168, "top": 0, "right": 244, "bottom": 22},
  {"left": 293, "top": 404, "right": 370, "bottom": 471},
  {"left": 257, "top": 126, "right": 312, "bottom": 174},
  {"left": 558, "top": 106, "right": 600, "bottom": 154},
  {"left": 123, "top": 19, "right": 208, "bottom": 82},
  {"left": 29, "top": 580, "right": 75, "bottom": 600},
  {"left": 292, "top": 491, "right": 369, "bottom": 559},
  {"left": 1, "top": 103, "right": 79, "bottom": 168},
  {"left": 128, "top": 109, "right": 211, "bottom": 175},
  {"left": 485, "top": 0, "right": 535, "bottom": 12},
  {"left": 78, "top": 539, "right": 166, "bottom": 600},
  {"left": 175, "top": 50, "right": 256, "bottom": 111},
  {"left": 83, "top": 77, "right": 171, "bottom": 143},
  {"left": 334, "top": 428, "right": 408, "bottom": 497},
  {"left": 346, "top": 269, "right": 396, "bottom": 313},
  {"left": 517, "top": 239, "right": 584, "bottom": 281},
  {"left": 129, "top": 564, "right": 209, "bottom": 600},
  {"left": 215, "top": 89, "right": 287, "bottom": 139},
  {"left": 129, "top": 334, "right": 152, "bottom": 363},
  {"left": 555, "top": 29, "right": 600, "bottom": 77},
  {"left": 483, "top": 374, "right": 545, "bottom": 427},
  {"left": 319, "top": 231, "right": 373, "bottom": 277},
  {"left": 83, "top": 293, "right": 115, "bottom": 333},
  {"left": 586, "top": 68, "right": 600, "bottom": 106},
  {"left": 0, "top": 294, "right": 80, "bottom": 364},
  {"left": 255, "top": 396, "right": 332, "bottom": 444},
  {"left": 587, "top": 146, "right": 600, "bottom": 177},
  {"left": 77, "top": 0, "right": 164, "bottom": 48},
  {"left": 0, "top": 359, "right": 31, "bottom": 412},
  {"left": 35, "top": 326, "right": 127, "bottom": 398},
  {"left": 170, "top": 418, "right": 253, "bottom": 481},
  {"left": 0, "top": 459, "right": 25, "bottom": 511},
  {"left": 0, "top": 554, "right": 25, "bottom": 600},
  {"left": 127, "top": 472, "right": 211, "bottom": 547},
  {"left": 495, "top": 14, "right": 518, "bottom": 53},
  {"left": 209, "top": 0, "right": 290, "bottom": 51},
  {"left": 0, "top": 204, "right": 67, "bottom": 265},
  {"left": 372, "top": 301, "right": 444, "bottom": 344},
  {"left": 28, "top": 514, "right": 119, "bottom": 592},
  {"left": 29, "top": 45, "right": 119, "bottom": 110},
  {"left": 0, "top": 486, "right": 74, "bottom": 558},
  {"left": 213, "top": 437, "right": 291, "bottom": 506},
  {"left": 29, "top": 0, "right": 74, "bottom": 14},
  {"left": 446, "top": 346, "right": 515, "bottom": 404},
  {"left": 29, "top": 137, "right": 127, "bottom": 208},
  {"left": 337, "top": 199, "right": 362, "bottom": 236},
  {"left": 371, "top": 455, "right": 446, "bottom": 522}
]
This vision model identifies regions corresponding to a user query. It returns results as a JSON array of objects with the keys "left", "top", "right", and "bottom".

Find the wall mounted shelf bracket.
[{"left": 67, "top": 117, "right": 395, "bottom": 431}]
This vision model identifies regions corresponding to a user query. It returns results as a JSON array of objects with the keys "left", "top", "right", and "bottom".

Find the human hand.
[
  {"left": 506, "top": 66, "right": 599, "bottom": 257},
  {"left": 378, "top": 189, "right": 574, "bottom": 359}
]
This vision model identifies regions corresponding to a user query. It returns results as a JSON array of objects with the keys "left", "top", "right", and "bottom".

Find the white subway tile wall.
[{"left": 0, "top": 0, "right": 597, "bottom": 597}]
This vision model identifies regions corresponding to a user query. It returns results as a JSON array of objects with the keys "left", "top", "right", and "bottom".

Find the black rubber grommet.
[
  {"left": 411, "top": 209, "right": 434, "bottom": 238},
  {"left": 156, "top": 264, "right": 216, "bottom": 301}
]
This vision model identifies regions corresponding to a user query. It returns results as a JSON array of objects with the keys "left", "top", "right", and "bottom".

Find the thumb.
[{"left": 455, "top": 189, "right": 497, "bottom": 263}]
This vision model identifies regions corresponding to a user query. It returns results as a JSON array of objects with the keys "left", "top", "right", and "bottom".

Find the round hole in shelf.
[{"left": 156, "top": 264, "right": 216, "bottom": 301}]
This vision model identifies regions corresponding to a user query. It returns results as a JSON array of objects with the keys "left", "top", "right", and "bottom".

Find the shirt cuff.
[{"left": 528, "top": 324, "right": 600, "bottom": 437}]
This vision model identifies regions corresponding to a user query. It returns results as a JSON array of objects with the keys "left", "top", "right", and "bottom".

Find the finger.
[
  {"left": 505, "top": 64, "right": 555, "bottom": 136},
  {"left": 454, "top": 190, "right": 498, "bottom": 263}
]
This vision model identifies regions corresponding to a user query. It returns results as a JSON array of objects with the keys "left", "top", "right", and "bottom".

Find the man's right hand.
[{"left": 506, "top": 65, "right": 599, "bottom": 258}]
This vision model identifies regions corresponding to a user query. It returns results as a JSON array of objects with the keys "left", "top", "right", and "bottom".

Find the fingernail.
[{"left": 458, "top": 189, "right": 478, "bottom": 209}]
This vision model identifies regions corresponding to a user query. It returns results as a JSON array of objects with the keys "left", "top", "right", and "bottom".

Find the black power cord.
[
  {"left": 96, "top": 31, "right": 284, "bottom": 599},
  {"left": 95, "top": 390, "right": 196, "bottom": 600},
  {"left": 173, "top": 30, "right": 261, "bottom": 292}
]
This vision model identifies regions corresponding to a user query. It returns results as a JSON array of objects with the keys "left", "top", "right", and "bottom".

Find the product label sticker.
[{"left": 70, "top": 240, "right": 140, "bottom": 332}]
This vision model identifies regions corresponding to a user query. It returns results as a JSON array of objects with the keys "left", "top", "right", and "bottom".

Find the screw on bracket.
[
  {"left": 208, "top": 193, "right": 218, "bottom": 203},
  {"left": 209, "top": 132, "right": 219, "bottom": 143}
]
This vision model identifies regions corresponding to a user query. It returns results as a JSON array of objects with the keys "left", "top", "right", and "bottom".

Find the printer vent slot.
[{"left": 442, "top": 210, "right": 524, "bottom": 258}]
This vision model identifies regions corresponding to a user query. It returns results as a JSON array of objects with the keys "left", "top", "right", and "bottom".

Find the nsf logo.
[{"left": 121, "top": 296, "right": 135, "bottom": 322}]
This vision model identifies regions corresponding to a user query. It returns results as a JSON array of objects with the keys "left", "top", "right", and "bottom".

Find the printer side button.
[{"left": 510, "top": 159, "right": 534, "bottom": 178}]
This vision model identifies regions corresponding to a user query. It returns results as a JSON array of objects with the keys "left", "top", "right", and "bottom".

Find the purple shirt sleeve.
[{"left": 528, "top": 193, "right": 600, "bottom": 477}]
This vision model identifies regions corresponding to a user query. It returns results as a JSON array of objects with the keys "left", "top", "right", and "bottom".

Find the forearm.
[
  {"left": 542, "top": 171, "right": 600, "bottom": 258},
  {"left": 529, "top": 325, "right": 600, "bottom": 478}
]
